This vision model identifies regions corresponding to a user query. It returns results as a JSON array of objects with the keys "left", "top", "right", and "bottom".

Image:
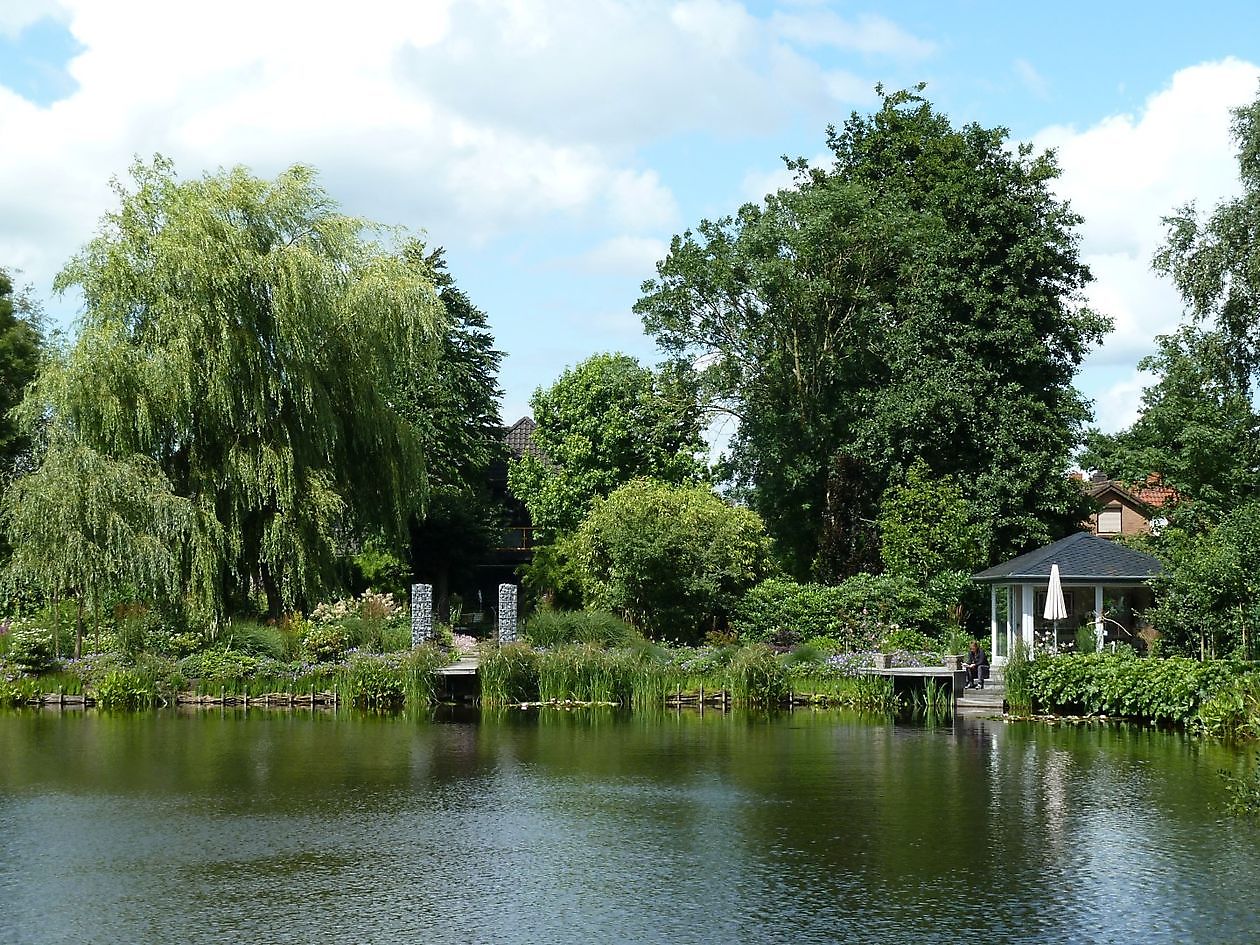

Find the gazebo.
[{"left": 970, "top": 532, "right": 1162, "bottom": 662}]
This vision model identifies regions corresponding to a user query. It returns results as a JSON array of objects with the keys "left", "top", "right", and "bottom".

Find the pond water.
[{"left": 0, "top": 707, "right": 1256, "bottom": 945}]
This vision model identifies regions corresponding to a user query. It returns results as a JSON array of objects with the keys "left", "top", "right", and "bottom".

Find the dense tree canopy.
[
  {"left": 0, "top": 269, "right": 44, "bottom": 481},
  {"left": 13, "top": 158, "right": 444, "bottom": 621},
  {"left": 636, "top": 87, "right": 1108, "bottom": 579},
  {"left": 508, "top": 352, "right": 704, "bottom": 535}
]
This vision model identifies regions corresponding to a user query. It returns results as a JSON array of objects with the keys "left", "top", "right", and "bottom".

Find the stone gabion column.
[
  {"left": 410, "top": 583, "right": 433, "bottom": 646},
  {"left": 498, "top": 583, "right": 518, "bottom": 644}
]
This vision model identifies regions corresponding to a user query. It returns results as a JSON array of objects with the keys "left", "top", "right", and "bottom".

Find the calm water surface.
[{"left": 0, "top": 707, "right": 1256, "bottom": 944}]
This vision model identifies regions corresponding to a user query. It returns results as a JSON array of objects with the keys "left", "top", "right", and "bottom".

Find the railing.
[{"left": 497, "top": 527, "right": 537, "bottom": 551}]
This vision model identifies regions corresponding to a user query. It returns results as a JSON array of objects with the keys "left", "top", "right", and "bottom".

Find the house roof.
[
  {"left": 504, "top": 416, "right": 540, "bottom": 459},
  {"left": 971, "top": 531, "right": 1162, "bottom": 584}
]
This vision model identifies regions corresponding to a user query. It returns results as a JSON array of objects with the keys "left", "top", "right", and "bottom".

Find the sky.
[{"left": 2, "top": 1, "right": 1259, "bottom": 435}]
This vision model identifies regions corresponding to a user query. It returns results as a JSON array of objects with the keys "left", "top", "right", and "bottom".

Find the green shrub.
[
  {"left": 341, "top": 653, "right": 405, "bottom": 708},
  {"left": 1024, "top": 650, "right": 1247, "bottom": 722},
  {"left": 1197, "top": 673, "right": 1260, "bottom": 740},
  {"left": 523, "top": 610, "right": 637, "bottom": 648},
  {"left": 178, "top": 648, "right": 261, "bottom": 681},
  {"left": 880, "top": 627, "right": 941, "bottom": 653},
  {"left": 573, "top": 480, "right": 775, "bottom": 643},
  {"left": 732, "top": 580, "right": 851, "bottom": 648},
  {"left": 300, "top": 624, "right": 348, "bottom": 662}
]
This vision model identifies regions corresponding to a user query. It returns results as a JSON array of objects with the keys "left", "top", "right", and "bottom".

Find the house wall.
[{"left": 1085, "top": 495, "right": 1151, "bottom": 538}]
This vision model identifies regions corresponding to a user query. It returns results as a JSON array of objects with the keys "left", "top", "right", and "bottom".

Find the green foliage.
[
  {"left": 216, "top": 620, "right": 294, "bottom": 661},
  {"left": 178, "top": 648, "right": 260, "bottom": 682},
  {"left": 1155, "top": 92, "right": 1260, "bottom": 403},
  {"left": 1023, "top": 651, "right": 1244, "bottom": 722},
  {"left": 879, "top": 460, "right": 984, "bottom": 577},
  {"left": 1221, "top": 756, "right": 1260, "bottom": 818},
  {"left": 0, "top": 268, "right": 44, "bottom": 483},
  {"left": 732, "top": 580, "right": 855, "bottom": 648},
  {"left": 508, "top": 353, "right": 705, "bottom": 535},
  {"left": 22, "top": 157, "right": 443, "bottom": 621},
  {"left": 350, "top": 537, "right": 411, "bottom": 600},
  {"left": 1146, "top": 502, "right": 1260, "bottom": 658},
  {"left": 518, "top": 537, "right": 585, "bottom": 611},
  {"left": 522, "top": 609, "right": 637, "bottom": 648},
  {"left": 732, "top": 573, "right": 961, "bottom": 650},
  {"left": 6, "top": 625, "right": 56, "bottom": 673},
  {"left": 573, "top": 479, "right": 775, "bottom": 643},
  {"left": 880, "top": 627, "right": 941, "bottom": 654},
  {"left": 1196, "top": 674, "right": 1260, "bottom": 740},
  {"left": 301, "top": 624, "right": 349, "bottom": 663},
  {"left": 637, "top": 87, "right": 1106, "bottom": 580},
  {"left": 1, "top": 437, "right": 191, "bottom": 655},
  {"left": 94, "top": 656, "right": 182, "bottom": 709},
  {"left": 0, "top": 673, "right": 41, "bottom": 707}
]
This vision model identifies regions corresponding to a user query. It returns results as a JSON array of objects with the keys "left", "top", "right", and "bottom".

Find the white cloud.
[
  {"left": 576, "top": 236, "right": 670, "bottom": 275},
  {"left": 1014, "top": 58, "right": 1049, "bottom": 100},
  {"left": 771, "top": 10, "right": 935, "bottom": 58},
  {"left": 1093, "top": 368, "right": 1158, "bottom": 434},
  {"left": 0, "top": 0, "right": 66, "bottom": 37},
  {"left": 1034, "top": 58, "right": 1260, "bottom": 373},
  {"left": 0, "top": 0, "right": 908, "bottom": 306}
]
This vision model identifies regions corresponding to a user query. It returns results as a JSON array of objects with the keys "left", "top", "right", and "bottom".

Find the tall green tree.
[
  {"left": 0, "top": 269, "right": 44, "bottom": 481},
  {"left": 1157, "top": 90, "right": 1260, "bottom": 388},
  {"left": 636, "top": 87, "right": 1108, "bottom": 579},
  {"left": 508, "top": 353, "right": 705, "bottom": 535},
  {"left": 2, "top": 434, "right": 190, "bottom": 656},
  {"left": 397, "top": 243, "right": 505, "bottom": 611},
  {"left": 16, "top": 157, "right": 443, "bottom": 620},
  {"left": 1079, "top": 327, "right": 1260, "bottom": 526}
]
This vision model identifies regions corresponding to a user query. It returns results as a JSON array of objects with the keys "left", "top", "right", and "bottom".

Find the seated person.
[{"left": 964, "top": 641, "right": 988, "bottom": 689}]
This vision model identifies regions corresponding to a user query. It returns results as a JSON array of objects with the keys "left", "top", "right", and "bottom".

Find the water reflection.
[{"left": 0, "top": 708, "right": 1255, "bottom": 944}]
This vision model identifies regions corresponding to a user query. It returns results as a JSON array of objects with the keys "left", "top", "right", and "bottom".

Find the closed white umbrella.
[{"left": 1044, "top": 563, "right": 1068, "bottom": 654}]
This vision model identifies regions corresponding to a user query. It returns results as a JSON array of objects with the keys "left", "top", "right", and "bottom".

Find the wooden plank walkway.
[{"left": 437, "top": 655, "right": 480, "bottom": 677}]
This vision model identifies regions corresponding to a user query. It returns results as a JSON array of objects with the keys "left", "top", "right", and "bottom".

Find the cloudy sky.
[{"left": 2, "top": 1, "right": 1259, "bottom": 432}]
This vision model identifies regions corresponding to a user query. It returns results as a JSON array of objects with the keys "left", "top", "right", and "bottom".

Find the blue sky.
[{"left": 2, "top": 1, "right": 1259, "bottom": 435}]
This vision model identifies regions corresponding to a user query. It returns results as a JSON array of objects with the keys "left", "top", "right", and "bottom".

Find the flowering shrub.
[
  {"left": 7, "top": 626, "right": 57, "bottom": 673},
  {"left": 300, "top": 624, "right": 348, "bottom": 662}
]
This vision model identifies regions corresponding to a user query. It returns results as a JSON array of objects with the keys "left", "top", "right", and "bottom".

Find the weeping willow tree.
[
  {"left": 12, "top": 156, "right": 444, "bottom": 622},
  {"left": 2, "top": 433, "right": 191, "bottom": 656}
]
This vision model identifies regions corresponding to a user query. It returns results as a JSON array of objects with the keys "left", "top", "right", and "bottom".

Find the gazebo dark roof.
[{"left": 971, "top": 531, "right": 1162, "bottom": 584}]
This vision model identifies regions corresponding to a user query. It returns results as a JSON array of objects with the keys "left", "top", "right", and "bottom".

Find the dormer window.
[{"left": 1098, "top": 504, "right": 1122, "bottom": 534}]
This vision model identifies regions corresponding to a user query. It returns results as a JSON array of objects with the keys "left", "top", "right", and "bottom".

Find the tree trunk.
[
  {"left": 75, "top": 597, "right": 84, "bottom": 660},
  {"left": 259, "top": 562, "right": 284, "bottom": 620}
]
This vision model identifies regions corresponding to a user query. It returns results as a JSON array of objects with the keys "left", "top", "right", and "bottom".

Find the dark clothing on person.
[{"left": 965, "top": 647, "right": 988, "bottom": 688}]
